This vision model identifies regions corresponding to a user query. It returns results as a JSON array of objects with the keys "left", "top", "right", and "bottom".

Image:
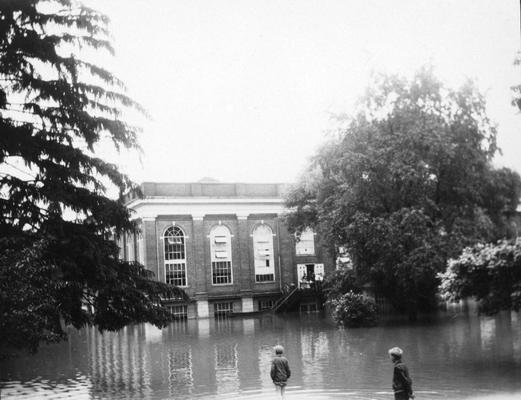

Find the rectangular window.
[
  {"left": 336, "top": 247, "right": 352, "bottom": 270},
  {"left": 214, "top": 302, "right": 233, "bottom": 317},
  {"left": 253, "top": 225, "right": 275, "bottom": 280},
  {"left": 210, "top": 226, "right": 233, "bottom": 286},
  {"left": 255, "top": 273, "right": 275, "bottom": 282},
  {"left": 295, "top": 229, "right": 315, "bottom": 256},
  {"left": 259, "top": 299, "right": 274, "bottom": 310},
  {"left": 166, "top": 262, "right": 187, "bottom": 287},
  {"left": 165, "top": 240, "right": 184, "bottom": 260},
  {"left": 212, "top": 261, "right": 232, "bottom": 284},
  {"left": 167, "top": 305, "right": 188, "bottom": 319}
]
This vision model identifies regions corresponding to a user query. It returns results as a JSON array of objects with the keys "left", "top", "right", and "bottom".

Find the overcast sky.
[{"left": 88, "top": 0, "right": 521, "bottom": 184}]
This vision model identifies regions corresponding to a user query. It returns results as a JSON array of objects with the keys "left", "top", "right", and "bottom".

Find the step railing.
[{"left": 271, "top": 287, "right": 299, "bottom": 312}]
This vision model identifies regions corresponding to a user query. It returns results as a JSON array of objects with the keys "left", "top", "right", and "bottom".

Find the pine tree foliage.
[{"left": 0, "top": 0, "right": 184, "bottom": 356}]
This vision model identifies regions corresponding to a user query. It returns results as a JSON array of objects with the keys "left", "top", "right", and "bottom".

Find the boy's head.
[
  {"left": 388, "top": 347, "right": 403, "bottom": 361},
  {"left": 274, "top": 345, "right": 284, "bottom": 355}
]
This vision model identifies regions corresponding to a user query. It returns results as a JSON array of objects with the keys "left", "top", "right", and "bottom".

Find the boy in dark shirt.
[
  {"left": 271, "top": 345, "right": 291, "bottom": 398},
  {"left": 388, "top": 347, "right": 415, "bottom": 400}
]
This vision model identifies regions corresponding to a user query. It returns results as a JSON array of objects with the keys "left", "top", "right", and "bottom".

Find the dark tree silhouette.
[{"left": 0, "top": 0, "right": 184, "bottom": 356}]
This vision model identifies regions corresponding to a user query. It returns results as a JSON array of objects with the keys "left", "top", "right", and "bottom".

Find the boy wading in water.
[
  {"left": 388, "top": 347, "right": 414, "bottom": 400},
  {"left": 271, "top": 345, "right": 291, "bottom": 398}
]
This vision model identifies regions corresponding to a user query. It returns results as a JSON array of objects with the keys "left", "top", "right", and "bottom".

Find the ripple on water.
[
  {"left": 2, "top": 384, "right": 521, "bottom": 400},
  {"left": 1, "top": 376, "right": 93, "bottom": 400}
]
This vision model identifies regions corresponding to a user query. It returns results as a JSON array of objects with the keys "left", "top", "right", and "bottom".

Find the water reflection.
[
  {"left": 167, "top": 344, "right": 193, "bottom": 397},
  {"left": 301, "top": 328, "right": 328, "bottom": 388},
  {"left": 1, "top": 312, "right": 521, "bottom": 399}
]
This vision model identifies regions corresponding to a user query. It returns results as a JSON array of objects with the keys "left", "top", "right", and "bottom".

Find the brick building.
[{"left": 120, "top": 181, "right": 333, "bottom": 319}]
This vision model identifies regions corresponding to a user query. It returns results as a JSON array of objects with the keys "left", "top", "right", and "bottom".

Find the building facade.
[{"left": 120, "top": 181, "right": 333, "bottom": 319}]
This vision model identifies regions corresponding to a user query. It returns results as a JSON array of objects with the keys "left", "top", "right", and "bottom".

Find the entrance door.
[
  {"left": 306, "top": 264, "right": 314, "bottom": 278},
  {"left": 297, "top": 263, "right": 325, "bottom": 288}
]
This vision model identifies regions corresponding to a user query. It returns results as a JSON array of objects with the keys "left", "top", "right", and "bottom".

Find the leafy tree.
[
  {"left": 321, "top": 268, "right": 360, "bottom": 301},
  {"left": 441, "top": 53, "right": 521, "bottom": 316},
  {"left": 439, "top": 239, "right": 521, "bottom": 314},
  {"left": 0, "top": 0, "right": 184, "bottom": 357},
  {"left": 285, "top": 68, "right": 521, "bottom": 319}
]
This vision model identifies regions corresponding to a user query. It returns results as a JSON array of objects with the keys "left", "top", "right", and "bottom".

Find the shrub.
[
  {"left": 439, "top": 238, "right": 521, "bottom": 314},
  {"left": 328, "top": 291, "right": 377, "bottom": 327}
]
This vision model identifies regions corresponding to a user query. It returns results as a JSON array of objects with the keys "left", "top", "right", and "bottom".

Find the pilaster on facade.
[
  {"left": 196, "top": 300, "right": 210, "bottom": 318},
  {"left": 192, "top": 216, "right": 207, "bottom": 294},
  {"left": 142, "top": 218, "right": 159, "bottom": 279},
  {"left": 237, "top": 214, "right": 252, "bottom": 291},
  {"left": 241, "top": 297, "right": 254, "bottom": 313}
]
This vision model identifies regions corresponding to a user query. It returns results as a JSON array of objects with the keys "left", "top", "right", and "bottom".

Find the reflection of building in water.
[
  {"left": 258, "top": 346, "right": 274, "bottom": 390},
  {"left": 168, "top": 345, "right": 193, "bottom": 398},
  {"left": 242, "top": 318, "right": 255, "bottom": 335},
  {"left": 87, "top": 324, "right": 196, "bottom": 399},
  {"left": 214, "top": 316, "right": 234, "bottom": 335},
  {"left": 119, "top": 181, "right": 334, "bottom": 318},
  {"left": 144, "top": 323, "right": 163, "bottom": 343},
  {"left": 479, "top": 317, "right": 496, "bottom": 350},
  {"left": 197, "top": 318, "right": 210, "bottom": 338},
  {"left": 300, "top": 329, "right": 329, "bottom": 387},
  {"left": 88, "top": 325, "right": 153, "bottom": 399},
  {"left": 215, "top": 343, "right": 239, "bottom": 395},
  {"left": 511, "top": 312, "right": 521, "bottom": 363},
  {"left": 166, "top": 319, "right": 190, "bottom": 335},
  {"left": 211, "top": 316, "right": 246, "bottom": 337}
]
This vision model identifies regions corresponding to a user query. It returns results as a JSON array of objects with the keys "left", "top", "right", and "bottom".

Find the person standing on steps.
[
  {"left": 389, "top": 347, "right": 415, "bottom": 400},
  {"left": 271, "top": 345, "right": 291, "bottom": 399}
]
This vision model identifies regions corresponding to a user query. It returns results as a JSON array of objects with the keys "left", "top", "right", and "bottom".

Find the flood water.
[{"left": 1, "top": 310, "right": 521, "bottom": 400}]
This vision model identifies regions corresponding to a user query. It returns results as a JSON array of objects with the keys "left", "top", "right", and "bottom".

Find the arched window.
[
  {"left": 210, "top": 225, "right": 233, "bottom": 285},
  {"left": 295, "top": 227, "right": 315, "bottom": 256},
  {"left": 164, "top": 226, "right": 187, "bottom": 287},
  {"left": 253, "top": 224, "right": 275, "bottom": 282}
]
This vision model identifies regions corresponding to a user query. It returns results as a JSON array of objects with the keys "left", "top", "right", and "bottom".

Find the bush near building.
[
  {"left": 439, "top": 239, "right": 521, "bottom": 315},
  {"left": 328, "top": 291, "right": 377, "bottom": 327}
]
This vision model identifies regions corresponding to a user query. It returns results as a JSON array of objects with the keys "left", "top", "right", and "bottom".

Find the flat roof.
[{"left": 126, "top": 182, "right": 291, "bottom": 204}]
